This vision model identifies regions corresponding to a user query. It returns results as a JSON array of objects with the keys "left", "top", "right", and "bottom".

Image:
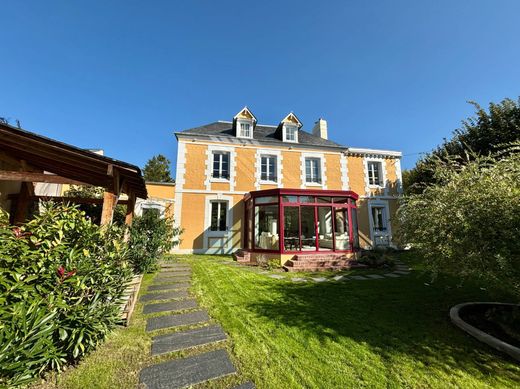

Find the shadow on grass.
[{"left": 245, "top": 273, "right": 520, "bottom": 381}]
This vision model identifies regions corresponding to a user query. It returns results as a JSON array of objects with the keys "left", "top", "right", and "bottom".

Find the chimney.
[{"left": 312, "top": 118, "right": 328, "bottom": 140}]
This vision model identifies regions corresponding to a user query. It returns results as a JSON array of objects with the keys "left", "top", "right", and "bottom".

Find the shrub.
[
  {"left": 127, "top": 209, "right": 182, "bottom": 274},
  {"left": 395, "top": 151, "right": 520, "bottom": 297},
  {"left": 358, "top": 248, "right": 395, "bottom": 268},
  {"left": 0, "top": 202, "right": 131, "bottom": 387}
]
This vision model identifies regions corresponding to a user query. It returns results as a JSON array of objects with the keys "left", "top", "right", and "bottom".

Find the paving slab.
[
  {"left": 159, "top": 271, "right": 192, "bottom": 276},
  {"left": 233, "top": 382, "right": 256, "bottom": 389},
  {"left": 268, "top": 274, "right": 284, "bottom": 279},
  {"left": 333, "top": 275, "right": 345, "bottom": 281},
  {"left": 146, "top": 310, "right": 210, "bottom": 332},
  {"left": 366, "top": 274, "right": 385, "bottom": 279},
  {"left": 393, "top": 271, "right": 410, "bottom": 275},
  {"left": 311, "top": 277, "right": 327, "bottom": 282},
  {"left": 154, "top": 276, "right": 191, "bottom": 283},
  {"left": 383, "top": 273, "right": 401, "bottom": 278},
  {"left": 139, "top": 349, "right": 235, "bottom": 389},
  {"left": 150, "top": 282, "right": 191, "bottom": 289},
  {"left": 143, "top": 299, "right": 198, "bottom": 315},
  {"left": 140, "top": 290, "right": 189, "bottom": 303},
  {"left": 160, "top": 265, "right": 190, "bottom": 270},
  {"left": 148, "top": 284, "right": 189, "bottom": 292},
  {"left": 151, "top": 324, "right": 227, "bottom": 355},
  {"left": 350, "top": 275, "right": 369, "bottom": 280},
  {"left": 291, "top": 277, "right": 307, "bottom": 282}
]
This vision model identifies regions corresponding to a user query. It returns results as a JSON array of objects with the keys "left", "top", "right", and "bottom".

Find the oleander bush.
[
  {"left": 396, "top": 150, "right": 520, "bottom": 298},
  {"left": 0, "top": 203, "right": 132, "bottom": 387},
  {"left": 127, "top": 208, "right": 182, "bottom": 274}
]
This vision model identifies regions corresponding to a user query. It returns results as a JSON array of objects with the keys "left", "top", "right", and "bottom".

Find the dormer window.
[
  {"left": 279, "top": 112, "right": 302, "bottom": 143},
  {"left": 234, "top": 107, "right": 257, "bottom": 139},
  {"left": 239, "top": 121, "right": 252, "bottom": 138},
  {"left": 284, "top": 125, "right": 298, "bottom": 142}
]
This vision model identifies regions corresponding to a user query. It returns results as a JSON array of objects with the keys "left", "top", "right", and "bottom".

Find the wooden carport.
[{"left": 0, "top": 122, "right": 147, "bottom": 225}]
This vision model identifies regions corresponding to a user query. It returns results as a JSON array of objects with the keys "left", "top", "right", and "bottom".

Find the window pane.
[
  {"left": 351, "top": 207, "right": 360, "bottom": 249},
  {"left": 317, "top": 196, "right": 332, "bottom": 203},
  {"left": 283, "top": 206, "right": 299, "bottom": 251},
  {"left": 219, "top": 202, "right": 227, "bottom": 231},
  {"left": 222, "top": 153, "right": 229, "bottom": 179},
  {"left": 254, "top": 205, "right": 279, "bottom": 250},
  {"left": 317, "top": 207, "right": 333, "bottom": 251},
  {"left": 300, "top": 206, "right": 316, "bottom": 251},
  {"left": 334, "top": 209, "right": 351, "bottom": 250},
  {"left": 299, "top": 196, "right": 315, "bottom": 203},
  {"left": 255, "top": 196, "right": 278, "bottom": 204},
  {"left": 333, "top": 197, "right": 349, "bottom": 203},
  {"left": 212, "top": 153, "right": 220, "bottom": 177},
  {"left": 210, "top": 202, "right": 219, "bottom": 231},
  {"left": 282, "top": 195, "right": 298, "bottom": 203}
]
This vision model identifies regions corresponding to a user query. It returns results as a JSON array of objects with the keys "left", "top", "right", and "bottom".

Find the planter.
[
  {"left": 450, "top": 302, "right": 520, "bottom": 362},
  {"left": 120, "top": 274, "right": 143, "bottom": 326}
]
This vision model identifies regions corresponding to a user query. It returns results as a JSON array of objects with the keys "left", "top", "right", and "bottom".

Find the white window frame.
[
  {"left": 209, "top": 201, "right": 228, "bottom": 232},
  {"left": 300, "top": 152, "right": 326, "bottom": 188},
  {"left": 260, "top": 154, "right": 278, "bottom": 183},
  {"left": 211, "top": 151, "right": 230, "bottom": 181},
  {"left": 255, "top": 149, "right": 282, "bottom": 188},
  {"left": 363, "top": 156, "right": 387, "bottom": 192},
  {"left": 237, "top": 120, "right": 253, "bottom": 139},
  {"left": 367, "top": 161, "right": 383, "bottom": 186},
  {"left": 283, "top": 124, "right": 298, "bottom": 143},
  {"left": 305, "top": 157, "right": 322, "bottom": 184}
]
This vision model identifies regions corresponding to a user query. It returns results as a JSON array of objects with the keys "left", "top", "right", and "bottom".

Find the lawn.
[
  {"left": 188, "top": 253, "right": 519, "bottom": 388},
  {"left": 31, "top": 253, "right": 520, "bottom": 389}
]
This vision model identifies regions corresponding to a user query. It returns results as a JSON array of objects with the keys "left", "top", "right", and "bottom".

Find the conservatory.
[{"left": 243, "top": 189, "right": 360, "bottom": 254}]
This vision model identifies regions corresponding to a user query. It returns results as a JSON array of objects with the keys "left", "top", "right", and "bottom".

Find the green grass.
[
  {"left": 188, "top": 253, "right": 519, "bottom": 388},
  {"left": 31, "top": 253, "right": 520, "bottom": 388}
]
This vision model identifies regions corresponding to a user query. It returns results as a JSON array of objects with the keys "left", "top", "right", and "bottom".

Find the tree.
[
  {"left": 405, "top": 97, "right": 520, "bottom": 194},
  {"left": 143, "top": 154, "right": 174, "bottom": 183},
  {"left": 395, "top": 149, "right": 520, "bottom": 298}
]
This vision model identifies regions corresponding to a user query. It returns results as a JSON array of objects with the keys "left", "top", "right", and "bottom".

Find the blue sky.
[{"left": 1, "top": 1, "right": 519, "bottom": 173}]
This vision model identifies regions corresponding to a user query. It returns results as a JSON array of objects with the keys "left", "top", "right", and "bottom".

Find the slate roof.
[{"left": 177, "top": 121, "right": 345, "bottom": 149}]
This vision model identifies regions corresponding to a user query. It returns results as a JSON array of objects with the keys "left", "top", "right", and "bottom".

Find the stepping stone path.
[
  {"left": 139, "top": 262, "right": 251, "bottom": 389},
  {"left": 229, "top": 258, "right": 412, "bottom": 285}
]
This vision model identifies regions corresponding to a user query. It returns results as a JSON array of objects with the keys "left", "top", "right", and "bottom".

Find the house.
[{"left": 172, "top": 107, "right": 402, "bottom": 269}]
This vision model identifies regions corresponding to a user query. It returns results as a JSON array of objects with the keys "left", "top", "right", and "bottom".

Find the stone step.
[
  {"left": 140, "top": 290, "right": 189, "bottom": 303},
  {"left": 151, "top": 324, "right": 227, "bottom": 355},
  {"left": 143, "top": 299, "right": 198, "bottom": 315},
  {"left": 139, "top": 349, "right": 235, "bottom": 389},
  {"left": 283, "top": 260, "right": 366, "bottom": 272},
  {"left": 154, "top": 276, "right": 191, "bottom": 283},
  {"left": 146, "top": 310, "right": 210, "bottom": 332},
  {"left": 294, "top": 254, "right": 349, "bottom": 261}
]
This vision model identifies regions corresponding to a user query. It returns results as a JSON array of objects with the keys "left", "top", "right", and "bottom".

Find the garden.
[
  {"left": 24, "top": 253, "right": 520, "bottom": 389},
  {"left": 0, "top": 202, "right": 178, "bottom": 388}
]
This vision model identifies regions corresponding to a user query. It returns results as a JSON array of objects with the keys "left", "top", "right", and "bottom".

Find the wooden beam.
[
  {"left": 100, "top": 191, "right": 117, "bottom": 225},
  {"left": 7, "top": 194, "right": 129, "bottom": 205},
  {"left": 0, "top": 170, "right": 90, "bottom": 185},
  {"left": 13, "top": 182, "right": 34, "bottom": 225},
  {"left": 125, "top": 192, "right": 136, "bottom": 226}
]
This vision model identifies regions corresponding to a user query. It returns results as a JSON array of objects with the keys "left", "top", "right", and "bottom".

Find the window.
[
  {"left": 371, "top": 206, "right": 387, "bottom": 231},
  {"left": 239, "top": 122, "right": 252, "bottom": 138},
  {"left": 254, "top": 204, "right": 279, "bottom": 250},
  {"left": 210, "top": 201, "right": 227, "bottom": 231},
  {"left": 260, "top": 155, "right": 277, "bottom": 182},
  {"left": 284, "top": 125, "right": 297, "bottom": 142},
  {"left": 367, "top": 161, "right": 383, "bottom": 186},
  {"left": 305, "top": 157, "right": 322, "bottom": 184},
  {"left": 212, "top": 151, "right": 230, "bottom": 179}
]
